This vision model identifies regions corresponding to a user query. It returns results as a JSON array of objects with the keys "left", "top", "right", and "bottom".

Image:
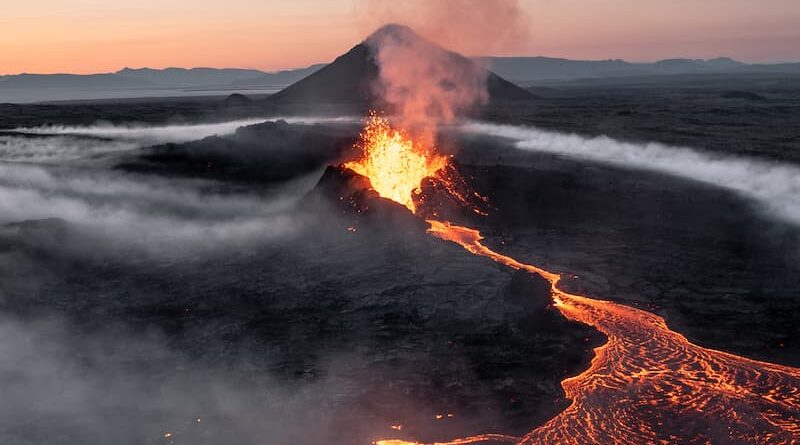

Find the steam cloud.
[
  {"left": 14, "top": 119, "right": 267, "bottom": 145},
  {"left": 0, "top": 163, "right": 309, "bottom": 255},
  {"left": 0, "top": 135, "right": 138, "bottom": 163},
  {"left": 13, "top": 116, "right": 357, "bottom": 145},
  {"left": 465, "top": 122, "right": 800, "bottom": 226}
]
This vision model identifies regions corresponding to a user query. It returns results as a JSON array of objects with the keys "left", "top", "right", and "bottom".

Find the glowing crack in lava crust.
[{"left": 345, "top": 114, "right": 800, "bottom": 445}]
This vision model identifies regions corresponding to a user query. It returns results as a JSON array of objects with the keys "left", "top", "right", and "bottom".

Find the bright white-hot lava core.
[
  {"left": 345, "top": 113, "right": 800, "bottom": 445},
  {"left": 344, "top": 112, "right": 448, "bottom": 212}
]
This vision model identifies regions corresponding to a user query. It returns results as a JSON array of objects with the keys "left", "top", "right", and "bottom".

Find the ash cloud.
[{"left": 465, "top": 122, "right": 800, "bottom": 226}]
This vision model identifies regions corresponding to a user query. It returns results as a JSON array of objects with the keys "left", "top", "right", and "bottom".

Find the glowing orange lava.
[
  {"left": 427, "top": 221, "right": 800, "bottom": 445},
  {"left": 347, "top": 113, "right": 800, "bottom": 445},
  {"left": 374, "top": 434, "right": 520, "bottom": 445},
  {"left": 344, "top": 112, "right": 448, "bottom": 212}
]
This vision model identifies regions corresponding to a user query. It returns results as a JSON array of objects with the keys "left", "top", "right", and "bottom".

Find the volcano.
[{"left": 267, "top": 24, "right": 536, "bottom": 105}]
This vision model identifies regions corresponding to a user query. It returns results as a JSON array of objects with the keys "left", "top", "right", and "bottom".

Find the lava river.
[
  {"left": 345, "top": 114, "right": 800, "bottom": 444},
  {"left": 426, "top": 221, "right": 800, "bottom": 445}
]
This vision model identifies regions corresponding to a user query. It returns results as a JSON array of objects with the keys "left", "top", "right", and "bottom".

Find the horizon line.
[{"left": 4, "top": 55, "right": 800, "bottom": 77}]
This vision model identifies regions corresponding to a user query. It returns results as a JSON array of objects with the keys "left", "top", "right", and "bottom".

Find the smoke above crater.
[
  {"left": 365, "top": 24, "right": 488, "bottom": 144},
  {"left": 361, "top": 0, "right": 529, "bottom": 144}
]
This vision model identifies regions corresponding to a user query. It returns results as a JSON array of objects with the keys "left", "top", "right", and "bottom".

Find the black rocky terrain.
[{"left": 0, "top": 161, "right": 601, "bottom": 445}]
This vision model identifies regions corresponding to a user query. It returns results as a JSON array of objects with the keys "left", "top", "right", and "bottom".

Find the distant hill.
[
  {"left": 268, "top": 24, "right": 535, "bottom": 105},
  {"left": 230, "top": 64, "right": 325, "bottom": 86}
]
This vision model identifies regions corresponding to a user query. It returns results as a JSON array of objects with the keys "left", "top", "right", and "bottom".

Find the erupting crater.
[
  {"left": 344, "top": 112, "right": 448, "bottom": 213},
  {"left": 342, "top": 112, "right": 800, "bottom": 445}
]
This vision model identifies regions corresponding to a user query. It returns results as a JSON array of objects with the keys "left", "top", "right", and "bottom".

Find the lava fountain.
[
  {"left": 343, "top": 113, "right": 800, "bottom": 445},
  {"left": 344, "top": 112, "right": 448, "bottom": 213}
]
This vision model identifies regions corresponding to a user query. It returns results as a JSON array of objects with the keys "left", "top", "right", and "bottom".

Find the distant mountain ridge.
[
  {"left": 0, "top": 65, "right": 324, "bottom": 90},
  {"left": 3, "top": 57, "right": 799, "bottom": 91},
  {"left": 2, "top": 53, "right": 800, "bottom": 104},
  {"left": 483, "top": 56, "right": 800, "bottom": 81}
]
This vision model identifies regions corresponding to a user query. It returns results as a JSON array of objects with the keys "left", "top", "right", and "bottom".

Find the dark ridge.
[
  {"left": 304, "top": 164, "right": 428, "bottom": 232},
  {"left": 720, "top": 90, "right": 766, "bottom": 101},
  {"left": 222, "top": 93, "right": 253, "bottom": 107}
]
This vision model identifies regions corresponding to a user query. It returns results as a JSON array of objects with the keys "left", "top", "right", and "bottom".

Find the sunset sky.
[{"left": 2, "top": 0, "right": 799, "bottom": 75}]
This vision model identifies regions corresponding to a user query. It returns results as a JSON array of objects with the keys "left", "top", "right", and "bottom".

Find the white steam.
[
  {"left": 0, "top": 135, "right": 138, "bottom": 163},
  {"left": 12, "top": 116, "right": 358, "bottom": 146},
  {"left": 0, "top": 163, "right": 313, "bottom": 254},
  {"left": 14, "top": 119, "right": 267, "bottom": 144},
  {"left": 464, "top": 122, "right": 800, "bottom": 225}
]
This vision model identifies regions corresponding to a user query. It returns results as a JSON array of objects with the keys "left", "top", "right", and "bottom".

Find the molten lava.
[
  {"left": 427, "top": 221, "right": 800, "bottom": 445},
  {"left": 344, "top": 112, "right": 448, "bottom": 212},
  {"left": 346, "top": 112, "right": 800, "bottom": 445}
]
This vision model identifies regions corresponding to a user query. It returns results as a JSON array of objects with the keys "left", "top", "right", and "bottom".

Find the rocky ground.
[
  {"left": 1, "top": 89, "right": 798, "bottom": 444},
  {"left": 0, "top": 122, "right": 601, "bottom": 445}
]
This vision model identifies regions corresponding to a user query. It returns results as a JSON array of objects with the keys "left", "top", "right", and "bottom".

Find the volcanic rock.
[
  {"left": 116, "top": 120, "right": 352, "bottom": 184},
  {"left": 267, "top": 24, "right": 536, "bottom": 106},
  {"left": 305, "top": 164, "right": 428, "bottom": 233}
]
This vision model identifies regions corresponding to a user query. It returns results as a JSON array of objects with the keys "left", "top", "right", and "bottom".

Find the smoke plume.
[
  {"left": 366, "top": 25, "right": 488, "bottom": 143},
  {"left": 362, "top": 1, "right": 528, "bottom": 143}
]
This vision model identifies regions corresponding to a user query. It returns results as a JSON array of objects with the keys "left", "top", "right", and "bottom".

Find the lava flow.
[
  {"left": 347, "top": 114, "right": 800, "bottom": 444},
  {"left": 427, "top": 221, "right": 800, "bottom": 445}
]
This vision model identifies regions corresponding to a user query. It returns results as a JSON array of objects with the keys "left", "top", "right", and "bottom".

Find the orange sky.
[{"left": 2, "top": 0, "right": 799, "bottom": 75}]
